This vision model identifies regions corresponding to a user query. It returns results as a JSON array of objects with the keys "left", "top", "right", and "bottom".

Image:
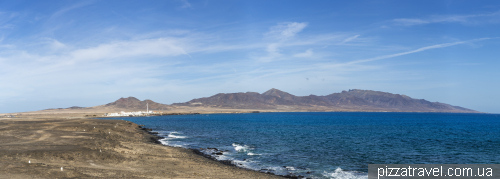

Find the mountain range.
[
  {"left": 45, "top": 88, "right": 476, "bottom": 113},
  {"left": 169, "top": 88, "right": 476, "bottom": 113}
]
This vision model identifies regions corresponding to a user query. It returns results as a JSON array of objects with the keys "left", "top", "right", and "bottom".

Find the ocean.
[{"left": 105, "top": 112, "right": 500, "bottom": 179}]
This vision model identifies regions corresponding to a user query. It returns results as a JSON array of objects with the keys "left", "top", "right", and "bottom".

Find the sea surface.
[{"left": 105, "top": 112, "right": 500, "bottom": 179}]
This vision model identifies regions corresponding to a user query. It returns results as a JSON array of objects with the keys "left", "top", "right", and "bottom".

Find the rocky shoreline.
[
  {"left": 138, "top": 125, "right": 309, "bottom": 179},
  {"left": 0, "top": 114, "right": 285, "bottom": 178}
]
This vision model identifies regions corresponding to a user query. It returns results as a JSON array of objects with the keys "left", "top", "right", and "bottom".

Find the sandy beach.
[{"left": 0, "top": 114, "right": 285, "bottom": 179}]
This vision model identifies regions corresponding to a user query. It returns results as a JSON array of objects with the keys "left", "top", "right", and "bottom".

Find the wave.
[
  {"left": 231, "top": 159, "right": 261, "bottom": 169},
  {"left": 158, "top": 136, "right": 360, "bottom": 179},
  {"left": 154, "top": 131, "right": 364, "bottom": 179},
  {"left": 232, "top": 143, "right": 251, "bottom": 152},
  {"left": 158, "top": 138, "right": 186, "bottom": 147},
  {"left": 168, "top": 134, "right": 187, "bottom": 139},
  {"left": 164, "top": 131, "right": 187, "bottom": 139},
  {"left": 322, "top": 168, "right": 367, "bottom": 179},
  {"left": 247, "top": 152, "right": 261, "bottom": 156},
  {"left": 285, "top": 166, "right": 296, "bottom": 171},
  {"left": 155, "top": 131, "right": 190, "bottom": 148}
]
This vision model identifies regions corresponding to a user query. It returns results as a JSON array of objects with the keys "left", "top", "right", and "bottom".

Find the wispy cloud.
[
  {"left": 293, "top": 49, "right": 313, "bottom": 58},
  {"left": 349, "top": 37, "right": 495, "bottom": 64},
  {"left": 0, "top": 12, "right": 19, "bottom": 30},
  {"left": 394, "top": 10, "right": 500, "bottom": 26},
  {"left": 393, "top": 18, "right": 432, "bottom": 26},
  {"left": 0, "top": 24, "right": 15, "bottom": 29},
  {"left": 337, "top": 35, "right": 360, "bottom": 45},
  {"left": 0, "top": 23, "right": 371, "bottom": 108},
  {"left": 51, "top": 1, "right": 94, "bottom": 18},
  {"left": 258, "top": 43, "right": 282, "bottom": 62},
  {"left": 70, "top": 38, "right": 190, "bottom": 62},
  {"left": 0, "top": 36, "right": 194, "bottom": 96},
  {"left": 179, "top": 0, "right": 192, "bottom": 9},
  {"left": 43, "top": 38, "right": 67, "bottom": 51},
  {"left": 256, "top": 22, "right": 312, "bottom": 62},
  {"left": 1, "top": 3, "right": 498, "bottom": 113},
  {"left": 265, "top": 22, "right": 308, "bottom": 39}
]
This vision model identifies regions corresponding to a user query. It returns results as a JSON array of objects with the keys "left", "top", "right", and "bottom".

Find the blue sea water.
[{"left": 105, "top": 112, "right": 500, "bottom": 179}]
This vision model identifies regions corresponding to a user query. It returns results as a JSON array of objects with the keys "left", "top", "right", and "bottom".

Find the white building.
[{"left": 105, "top": 110, "right": 155, "bottom": 117}]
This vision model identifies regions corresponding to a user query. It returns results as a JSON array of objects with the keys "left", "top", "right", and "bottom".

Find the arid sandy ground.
[
  {"left": 0, "top": 114, "right": 284, "bottom": 179},
  {"left": 3, "top": 103, "right": 361, "bottom": 117}
]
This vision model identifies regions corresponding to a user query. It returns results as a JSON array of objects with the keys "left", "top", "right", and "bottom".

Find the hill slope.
[
  {"left": 173, "top": 89, "right": 477, "bottom": 113},
  {"left": 101, "top": 97, "right": 170, "bottom": 111}
]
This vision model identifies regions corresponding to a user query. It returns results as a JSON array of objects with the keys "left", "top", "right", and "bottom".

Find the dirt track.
[{"left": 0, "top": 116, "right": 284, "bottom": 178}]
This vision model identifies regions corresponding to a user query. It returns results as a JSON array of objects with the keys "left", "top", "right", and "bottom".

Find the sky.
[{"left": 1, "top": 0, "right": 499, "bottom": 113}]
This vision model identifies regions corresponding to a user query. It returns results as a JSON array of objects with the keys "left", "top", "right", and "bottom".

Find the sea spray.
[
  {"left": 322, "top": 168, "right": 367, "bottom": 179},
  {"left": 232, "top": 143, "right": 251, "bottom": 152}
]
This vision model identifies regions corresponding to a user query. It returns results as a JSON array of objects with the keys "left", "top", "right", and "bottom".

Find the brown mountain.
[
  {"left": 173, "top": 88, "right": 477, "bottom": 113},
  {"left": 104, "top": 97, "right": 170, "bottom": 111}
]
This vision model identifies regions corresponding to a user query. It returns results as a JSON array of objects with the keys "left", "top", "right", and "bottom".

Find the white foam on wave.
[
  {"left": 232, "top": 159, "right": 261, "bottom": 170},
  {"left": 168, "top": 134, "right": 187, "bottom": 138},
  {"left": 199, "top": 148, "right": 232, "bottom": 160},
  {"left": 247, "top": 152, "right": 261, "bottom": 156},
  {"left": 158, "top": 134, "right": 190, "bottom": 148},
  {"left": 158, "top": 138, "right": 184, "bottom": 147},
  {"left": 214, "top": 153, "right": 231, "bottom": 160},
  {"left": 156, "top": 131, "right": 170, "bottom": 135},
  {"left": 200, "top": 145, "right": 264, "bottom": 172},
  {"left": 265, "top": 166, "right": 292, "bottom": 176},
  {"left": 159, "top": 138, "right": 168, "bottom": 145},
  {"left": 167, "top": 131, "right": 187, "bottom": 139},
  {"left": 323, "top": 168, "right": 367, "bottom": 179},
  {"left": 232, "top": 143, "right": 250, "bottom": 152},
  {"left": 285, "top": 166, "right": 296, "bottom": 171}
]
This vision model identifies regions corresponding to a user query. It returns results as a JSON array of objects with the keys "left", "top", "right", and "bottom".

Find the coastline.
[
  {"left": 136, "top": 122, "right": 300, "bottom": 179},
  {"left": 0, "top": 114, "right": 285, "bottom": 178},
  {"left": 1, "top": 111, "right": 489, "bottom": 178}
]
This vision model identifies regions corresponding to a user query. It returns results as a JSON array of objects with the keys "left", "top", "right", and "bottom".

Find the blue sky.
[{"left": 1, "top": 0, "right": 499, "bottom": 113}]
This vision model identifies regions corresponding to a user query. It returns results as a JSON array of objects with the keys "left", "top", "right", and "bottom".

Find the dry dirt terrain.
[{"left": 0, "top": 114, "right": 284, "bottom": 179}]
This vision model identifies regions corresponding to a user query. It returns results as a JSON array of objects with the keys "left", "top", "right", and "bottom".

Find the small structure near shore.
[
  {"left": 104, "top": 102, "right": 160, "bottom": 117},
  {"left": 104, "top": 110, "right": 156, "bottom": 117}
]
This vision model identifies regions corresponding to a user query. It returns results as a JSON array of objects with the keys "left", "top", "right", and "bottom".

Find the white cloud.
[
  {"left": 257, "top": 22, "right": 311, "bottom": 62},
  {"left": 1, "top": 7, "right": 496, "bottom": 114},
  {"left": 48, "top": 39, "right": 67, "bottom": 50},
  {"left": 0, "top": 24, "right": 15, "bottom": 29},
  {"left": 338, "top": 35, "right": 360, "bottom": 45},
  {"left": 51, "top": 1, "right": 93, "bottom": 18},
  {"left": 180, "top": 0, "right": 192, "bottom": 8},
  {"left": 394, "top": 11, "right": 500, "bottom": 26},
  {"left": 349, "top": 37, "right": 495, "bottom": 64},
  {"left": 256, "top": 43, "right": 282, "bottom": 62},
  {"left": 293, "top": 49, "right": 313, "bottom": 58},
  {"left": 0, "top": 12, "right": 19, "bottom": 30},
  {"left": 266, "top": 22, "right": 308, "bottom": 39},
  {"left": 0, "top": 36, "right": 197, "bottom": 105},
  {"left": 70, "top": 38, "right": 190, "bottom": 62},
  {"left": 393, "top": 18, "right": 430, "bottom": 26}
]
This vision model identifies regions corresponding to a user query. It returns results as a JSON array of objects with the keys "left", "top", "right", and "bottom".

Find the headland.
[{"left": 0, "top": 113, "right": 284, "bottom": 178}]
